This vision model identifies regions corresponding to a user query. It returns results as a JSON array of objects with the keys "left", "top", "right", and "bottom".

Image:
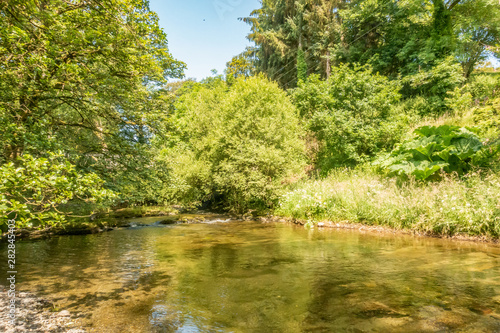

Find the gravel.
[{"left": 0, "top": 289, "right": 86, "bottom": 333}]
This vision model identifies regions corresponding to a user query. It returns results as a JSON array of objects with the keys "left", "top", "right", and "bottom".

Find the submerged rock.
[
  {"left": 57, "top": 310, "right": 71, "bottom": 317},
  {"left": 357, "top": 301, "right": 408, "bottom": 319},
  {"left": 158, "top": 216, "right": 180, "bottom": 225}
]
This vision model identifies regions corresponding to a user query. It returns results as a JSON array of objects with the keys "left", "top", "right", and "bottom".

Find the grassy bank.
[{"left": 275, "top": 169, "right": 500, "bottom": 238}]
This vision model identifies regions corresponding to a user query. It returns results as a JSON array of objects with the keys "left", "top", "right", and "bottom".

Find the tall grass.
[{"left": 276, "top": 169, "right": 500, "bottom": 238}]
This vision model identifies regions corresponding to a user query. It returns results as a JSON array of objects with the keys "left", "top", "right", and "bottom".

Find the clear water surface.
[{"left": 1, "top": 217, "right": 500, "bottom": 332}]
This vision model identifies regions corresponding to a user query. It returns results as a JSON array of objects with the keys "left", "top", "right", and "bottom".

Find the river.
[{"left": 1, "top": 216, "right": 500, "bottom": 332}]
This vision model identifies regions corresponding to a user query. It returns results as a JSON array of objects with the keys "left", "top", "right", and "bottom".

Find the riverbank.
[
  {"left": 4, "top": 176, "right": 500, "bottom": 244},
  {"left": 0, "top": 206, "right": 179, "bottom": 241},
  {"left": 275, "top": 169, "right": 500, "bottom": 242},
  {"left": 0, "top": 212, "right": 246, "bottom": 241},
  {"left": 0, "top": 289, "right": 85, "bottom": 333},
  {"left": 261, "top": 216, "right": 500, "bottom": 245},
  {"left": 3, "top": 210, "right": 500, "bottom": 245}
]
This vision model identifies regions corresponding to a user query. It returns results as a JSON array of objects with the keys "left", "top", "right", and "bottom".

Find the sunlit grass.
[{"left": 276, "top": 169, "right": 500, "bottom": 238}]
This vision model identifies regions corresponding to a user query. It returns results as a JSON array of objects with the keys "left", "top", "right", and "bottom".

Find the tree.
[
  {"left": 163, "top": 75, "right": 306, "bottom": 212},
  {"left": 453, "top": 0, "right": 500, "bottom": 78},
  {"left": 293, "top": 65, "right": 405, "bottom": 171},
  {"left": 0, "top": 0, "right": 185, "bottom": 204},
  {"left": 336, "top": 0, "right": 440, "bottom": 76},
  {"left": 431, "top": 0, "right": 454, "bottom": 58},
  {"left": 242, "top": 0, "right": 345, "bottom": 87},
  {"left": 303, "top": 0, "right": 344, "bottom": 79},
  {"left": 297, "top": 49, "right": 308, "bottom": 82},
  {"left": 0, "top": 0, "right": 184, "bottom": 159},
  {"left": 244, "top": 0, "right": 499, "bottom": 81},
  {"left": 0, "top": 153, "right": 114, "bottom": 228},
  {"left": 225, "top": 47, "right": 256, "bottom": 85}
]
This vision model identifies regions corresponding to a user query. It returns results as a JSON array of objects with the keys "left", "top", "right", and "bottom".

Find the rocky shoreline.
[{"left": 0, "top": 289, "right": 85, "bottom": 333}]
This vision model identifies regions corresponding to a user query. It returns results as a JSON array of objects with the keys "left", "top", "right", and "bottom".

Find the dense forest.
[{"left": 1, "top": 0, "right": 500, "bottom": 238}]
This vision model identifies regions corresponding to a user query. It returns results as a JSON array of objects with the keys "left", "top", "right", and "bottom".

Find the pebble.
[
  {"left": 58, "top": 310, "right": 71, "bottom": 317},
  {"left": 0, "top": 289, "right": 86, "bottom": 333}
]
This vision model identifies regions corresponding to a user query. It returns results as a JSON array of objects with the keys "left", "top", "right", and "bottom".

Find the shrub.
[
  {"left": 472, "top": 97, "right": 500, "bottom": 139},
  {"left": 444, "top": 74, "right": 500, "bottom": 115},
  {"left": 163, "top": 75, "right": 306, "bottom": 212},
  {"left": 293, "top": 65, "right": 406, "bottom": 172},
  {"left": 375, "top": 125, "right": 498, "bottom": 180},
  {"left": 402, "top": 96, "right": 440, "bottom": 116},
  {"left": 467, "top": 74, "right": 500, "bottom": 102}
]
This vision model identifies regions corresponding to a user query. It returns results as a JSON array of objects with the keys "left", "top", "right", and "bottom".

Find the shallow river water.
[{"left": 1, "top": 217, "right": 500, "bottom": 332}]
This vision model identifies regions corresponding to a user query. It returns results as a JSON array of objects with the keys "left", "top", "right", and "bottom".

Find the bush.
[
  {"left": 163, "top": 75, "right": 306, "bottom": 213},
  {"left": 444, "top": 74, "right": 500, "bottom": 115},
  {"left": 375, "top": 125, "right": 498, "bottom": 180},
  {"left": 472, "top": 97, "right": 500, "bottom": 139},
  {"left": 402, "top": 96, "right": 440, "bottom": 116},
  {"left": 467, "top": 74, "right": 500, "bottom": 102},
  {"left": 293, "top": 65, "right": 406, "bottom": 172}
]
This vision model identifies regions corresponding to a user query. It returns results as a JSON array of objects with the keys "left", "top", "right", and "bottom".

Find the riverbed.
[{"left": 1, "top": 216, "right": 500, "bottom": 332}]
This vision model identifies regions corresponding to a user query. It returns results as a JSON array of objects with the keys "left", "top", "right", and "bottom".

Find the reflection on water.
[{"left": 1, "top": 218, "right": 500, "bottom": 332}]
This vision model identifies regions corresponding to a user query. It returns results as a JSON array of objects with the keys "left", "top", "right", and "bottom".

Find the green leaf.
[
  {"left": 450, "top": 137, "right": 483, "bottom": 160},
  {"left": 412, "top": 161, "right": 448, "bottom": 180},
  {"left": 379, "top": 125, "right": 486, "bottom": 181}
]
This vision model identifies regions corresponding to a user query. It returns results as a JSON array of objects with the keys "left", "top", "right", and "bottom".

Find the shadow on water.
[{"left": 1, "top": 219, "right": 500, "bottom": 332}]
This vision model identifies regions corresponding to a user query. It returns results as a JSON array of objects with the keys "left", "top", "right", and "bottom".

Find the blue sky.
[{"left": 149, "top": 0, "right": 260, "bottom": 81}]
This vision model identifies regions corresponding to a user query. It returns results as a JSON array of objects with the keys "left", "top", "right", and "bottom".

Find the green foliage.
[
  {"left": 375, "top": 125, "right": 497, "bottom": 180},
  {"left": 293, "top": 65, "right": 407, "bottom": 171},
  {"left": 297, "top": 49, "right": 308, "bottom": 83},
  {"left": 454, "top": 0, "right": 500, "bottom": 78},
  {"left": 242, "top": 0, "right": 343, "bottom": 87},
  {"left": 471, "top": 97, "right": 500, "bottom": 139},
  {"left": 430, "top": 0, "right": 454, "bottom": 58},
  {"left": 245, "top": 0, "right": 499, "bottom": 82},
  {"left": 162, "top": 75, "right": 306, "bottom": 212},
  {"left": 443, "top": 73, "right": 500, "bottom": 125},
  {"left": 225, "top": 47, "right": 256, "bottom": 85},
  {"left": 445, "top": 86, "right": 473, "bottom": 113},
  {"left": 276, "top": 169, "right": 500, "bottom": 238},
  {"left": 2, "top": 0, "right": 499, "bottom": 230},
  {"left": 0, "top": 0, "right": 185, "bottom": 208},
  {"left": 401, "top": 96, "right": 436, "bottom": 117},
  {"left": 401, "top": 57, "right": 465, "bottom": 114},
  {"left": 0, "top": 153, "right": 115, "bottom": 228},
  {"left": 338, "top": 0, "right": 435, "bottom": 76},
  {"left": 467, "top": 74, "right": 500, "bottom": 101}
]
